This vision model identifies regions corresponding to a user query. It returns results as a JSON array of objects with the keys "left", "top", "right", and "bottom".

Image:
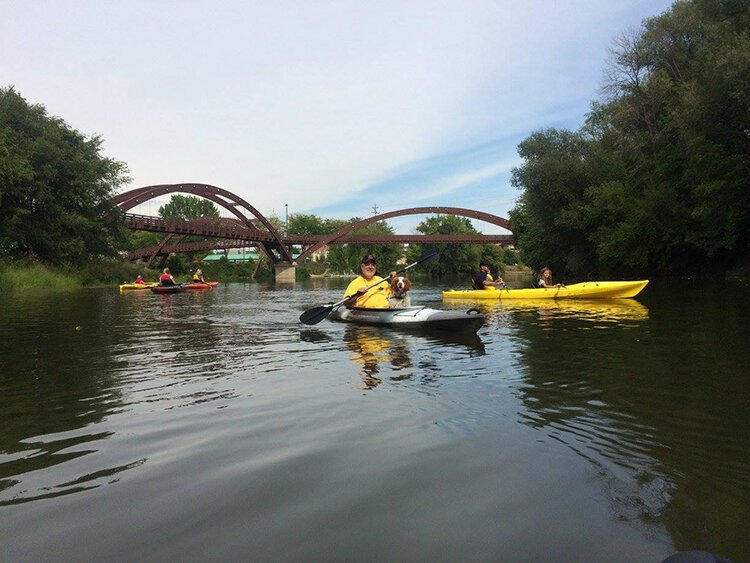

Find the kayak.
[
  {"left": 328, "top": 306, "right": 485, "bottom": 334},
  {"left": 150, "top": 285, "right": 187, "bottom": 294},
  {"left": 119, "top": 282, "right": 158, "bottom": 291},
  {"left": 442, "top": 280, "right": 649, "bottom": 300},
  {"left": 186, "top": 281, "right": 219, "bottom": 289}
]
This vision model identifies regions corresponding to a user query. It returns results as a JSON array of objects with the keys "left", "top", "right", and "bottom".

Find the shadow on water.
[{"left": 500, "top": 280, "right": 750, "bottom": 560}]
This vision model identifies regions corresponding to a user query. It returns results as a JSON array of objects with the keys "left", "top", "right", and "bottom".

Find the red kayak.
[
  {"left": 150, "top": 285, "right": 187, "bottom": 294},
  {"left": 187, "top": 281, "right": 219, "bottom": 289}
]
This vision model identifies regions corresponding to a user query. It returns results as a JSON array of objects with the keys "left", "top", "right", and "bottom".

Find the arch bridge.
[{"left": 115, "top": 184, "right": 515, "bottom": 277}]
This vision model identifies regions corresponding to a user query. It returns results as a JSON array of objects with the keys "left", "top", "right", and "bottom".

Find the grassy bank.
[
  {"left": 0, "top": 262, "right": 81, "bottom": 290},
  {"left": 0, "top": 258, "right": 163, "bottom": 290}
]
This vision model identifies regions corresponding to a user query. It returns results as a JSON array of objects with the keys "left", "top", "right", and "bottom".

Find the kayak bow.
[
  {"left": 187, "top": 281, "right": 219, "bottom": 289},
  {"left": 119, "top": 282, "right": 158, "bottom": 291}
]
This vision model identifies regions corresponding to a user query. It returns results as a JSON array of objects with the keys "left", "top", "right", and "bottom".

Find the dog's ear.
[{"left": 404, "top": 277, "right": 412, "bottom": 291}]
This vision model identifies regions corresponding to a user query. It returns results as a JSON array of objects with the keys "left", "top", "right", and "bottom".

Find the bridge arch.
[
  {"left": 294, "top": 206, "right": 512, "bottom": 262},
  {"left": 114, "top": 183, "right": 292, "bottom": 263}
]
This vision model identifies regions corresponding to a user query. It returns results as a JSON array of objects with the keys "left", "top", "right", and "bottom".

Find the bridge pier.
[{"left": 274, "top": 263, "right": 296, "bottom": 283}]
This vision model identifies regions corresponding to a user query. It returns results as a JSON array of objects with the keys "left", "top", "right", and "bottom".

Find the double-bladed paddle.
[{"left": 299, "top": 251, "right": 440, "bottom": 325}]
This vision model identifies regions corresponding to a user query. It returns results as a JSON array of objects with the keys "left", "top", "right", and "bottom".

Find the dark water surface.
[{"left": 1, "top": 279, "right": 748, "bottom": 562}]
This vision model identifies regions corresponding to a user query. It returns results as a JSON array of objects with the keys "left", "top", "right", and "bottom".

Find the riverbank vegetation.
[
  {"left": 0, "top": 258, "right": 161, "bottom": 290},
  {"left": 510, "top": 0, "right": 750, "bottom": 277}
]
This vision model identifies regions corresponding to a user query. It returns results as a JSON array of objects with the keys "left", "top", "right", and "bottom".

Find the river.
[{"left": 0, "top": 278, "right": 747, "bottom": 562}]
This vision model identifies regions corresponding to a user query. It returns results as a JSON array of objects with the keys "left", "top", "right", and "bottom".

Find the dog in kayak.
[{"left": 387, "top": 275, "right": 412, "bottom": 308}]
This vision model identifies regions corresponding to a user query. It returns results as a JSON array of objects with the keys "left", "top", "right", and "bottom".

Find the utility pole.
[
  {"left": 285, "top": 203, "right": 289, "bottom": 237},
  {"left": 371, "top": 204, "right": 379, "bottom": 215}
]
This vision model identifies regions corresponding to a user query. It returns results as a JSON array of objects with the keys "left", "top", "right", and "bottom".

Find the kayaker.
[
  {"left": 472, "top": 261, "right": 505, "bottom": 290},
  {"left": 191, "top": 269, "right": 206, "bottom": 284},
  {"left": 537, "top": 267, "right": 564, "bottom": 288},
  {"left": 133, "top": 275, "right": 147, "bottom": 285},
  {"left": 159, "top": 268, "right": 176, "bottom": 287},
  {"left": 344, "top": 254, "right": 395, "bottom": 309}
]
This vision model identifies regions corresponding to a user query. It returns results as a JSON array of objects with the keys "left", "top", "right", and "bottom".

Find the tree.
[
  {"left": 158, "top": 195, "right": 219, "bottom": 220},
  {"left": 326, "top": 219, "right": 402, "bottom": 274},
  {"left": 0, "top": 87, "right": 130, "bottom": 265},
  {"left": 406, "top": 215, "right": 505, "bottom": 277},
  {"left": 509, "top": 129, "right": 598, "bottom": 274}
]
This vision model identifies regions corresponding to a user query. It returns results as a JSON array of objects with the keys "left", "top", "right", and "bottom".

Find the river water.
[{"left": 0, "top": 279, "right": 747, "bottom": 562}]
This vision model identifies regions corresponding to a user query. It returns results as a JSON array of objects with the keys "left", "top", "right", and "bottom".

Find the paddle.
[{"left": 299, "top": 251, "right": 440, "bottom": 325}]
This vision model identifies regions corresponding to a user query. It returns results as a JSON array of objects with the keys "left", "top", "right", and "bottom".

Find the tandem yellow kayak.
[
  {"left": 442, "top": 280, "right": 649, "bottom": 300},
  {"left": 119, "top": 282, "right": 158, "bottom": 291}
]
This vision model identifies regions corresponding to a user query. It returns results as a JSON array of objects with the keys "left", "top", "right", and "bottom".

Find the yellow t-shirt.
[{"left": 344, "top": 275, "right": 392, "bottom": 309}]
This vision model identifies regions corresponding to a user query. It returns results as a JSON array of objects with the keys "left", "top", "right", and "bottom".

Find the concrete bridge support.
[{"left": 274, "top": 263, "right": 296, "bottom": 283}]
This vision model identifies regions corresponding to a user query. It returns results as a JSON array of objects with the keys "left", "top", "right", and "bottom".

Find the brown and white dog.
[{"left": 388, "top": 275, "right": 412, "bottom": 308}]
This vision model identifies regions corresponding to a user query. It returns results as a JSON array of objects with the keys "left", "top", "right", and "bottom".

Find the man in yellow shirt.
[{"left": 344, "top": 254, "right": 395, "bottom": 309}]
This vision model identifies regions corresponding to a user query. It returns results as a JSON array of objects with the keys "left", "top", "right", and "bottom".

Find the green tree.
[
  {"left": 326, "top": 218, "right": 402, "bottom": 274},
  {"left": 509, "top": 129, "right": 597, "bottom": 274},
  {"left": 0, "top": 87, "right": 130, "bottom": 265},
  {"left": 287, "top": 213, "right": 347, "bottom": 235},
  {"left": 406, "top": 215, "right": 505, "bottom": 277},
  {"left": 158, "top": 194, "right": 219, "bottom": 220}
]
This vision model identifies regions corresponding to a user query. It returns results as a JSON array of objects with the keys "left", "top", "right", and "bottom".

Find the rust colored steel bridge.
[{"left": 115, "top": 184, "right": 514, "bottom": 267}]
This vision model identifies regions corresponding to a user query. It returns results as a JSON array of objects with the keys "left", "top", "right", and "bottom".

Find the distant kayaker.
[
  {"left": 133, "top": 275, "right": 147, "bottom": 285},
  {"left": 472, "top": 261, "right": 505, "bottom": 290},
  {"left": 160, "top": 268, "right": 176, "bottom": 287},
  {"left": 344, "top": 254, "right": 395, "bottom": 309},
  {"left": 537, "top": 267, "right": 564, "bottom": 288},
  {"left": 191, "top": 269, "right": 206, "bottom": 284}
]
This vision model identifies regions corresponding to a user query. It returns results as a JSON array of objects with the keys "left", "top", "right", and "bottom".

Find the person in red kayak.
[
  {"left": 159, "top": 268, "right": 176, "bottom": 286},
  {"left": 133, "top": 275, "right": 147, "bottom": 285},
  {"left": 191, "top": 269, "right": 206, "bottom": 284}
]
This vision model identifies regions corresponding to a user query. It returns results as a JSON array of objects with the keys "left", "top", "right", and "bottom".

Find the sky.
[{"left": 1, "top": 0, "right": 675, "bottom": 234}]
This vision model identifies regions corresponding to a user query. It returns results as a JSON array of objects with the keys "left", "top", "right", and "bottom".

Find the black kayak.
[
  {"left": 328, "top": 306, "right": 485, "bottom": 334},
  {"left": 150, "top": 285, "right": 187, "bottom": 294}
]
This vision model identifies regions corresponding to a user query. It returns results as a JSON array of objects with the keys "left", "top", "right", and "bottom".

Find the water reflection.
[
  {"left": 498, "top": 298, "right": 649, "bottom": 321},
  {"left": 507, "top": 284, "right": 750, "bottom": 558},
  {"left": 444, "top": 297, "right": 649, "bottom": 322},
  {"left": 343, "top": 326, "right": 409, "bottom": 388},
  {"left": 342, "top": 325, "right": 486, "bottom": 389}
]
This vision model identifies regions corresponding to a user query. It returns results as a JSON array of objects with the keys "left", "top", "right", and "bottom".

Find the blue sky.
[{"left": 2, "top": 0, "right": 675, "bottom": 234}]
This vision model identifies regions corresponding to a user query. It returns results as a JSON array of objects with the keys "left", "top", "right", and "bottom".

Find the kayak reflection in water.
[
  {"left": 344, "top": 253, "right": 396, "bottom": 309},
  {"left": 343, "top": 326, "right": 413, "bottom": 389}
]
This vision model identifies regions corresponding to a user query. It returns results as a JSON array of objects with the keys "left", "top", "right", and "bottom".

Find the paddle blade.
[{"left": 299, "top": 305, "right": 334, "bottom": 325}]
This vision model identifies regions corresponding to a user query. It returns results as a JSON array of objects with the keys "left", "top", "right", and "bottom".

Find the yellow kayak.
[
  {"left": 442, "top": 280, "right": 649, "bottom": 300},
  {"left": 119, "top": 282, "right": 159, "bottom": 291}
]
